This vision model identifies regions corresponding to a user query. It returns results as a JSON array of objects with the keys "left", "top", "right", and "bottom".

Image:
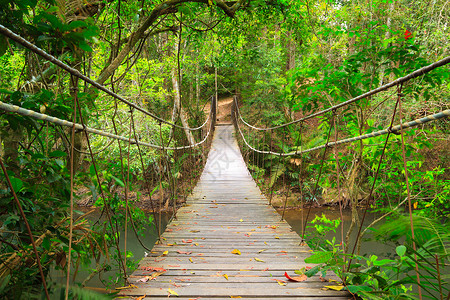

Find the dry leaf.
[
  {"left": 168, "top": 288, "right": 179, "bottom": 296},
  {"left": 141, "top": 266, "right": 167, "bottom": 272},
  {"left": 239, "top": 219, "right": 243, "bottom": 222},
  {"left": 189, "top": 257, "right": 194, "bottom": 263},
  {"left": 231, "top": 249, "right": 241, "bottom": 255},
  {"left": 230, "top": 296, "right": 242, "bottom": 298},
  {"left": 223, "top": 274, "right": 229, "bottom": 280},
  {"left": 115, "top": 284, "right": 138, "bottom": 290},
  {"left": 284, "top": 272, "right": 307, "bottom": 282},
  {"left": 162, "top": 250, "right": 168, "bottom": 256},
  {"left": 254, "top": 257, "right": 265, "bottom": 262},
  {"left": 323, "top": 285, "right": 344, "bottom": 291},
  {"left": 273, "top": 279, "right": 286, "bottom": 286},
  {"left": 177, "top": 250, "right": 192, "bottom": 255},
  {"left": 258, "top": 249, "right": 267, "bottom": 253},
  {"left": 135, "top": 295, "right": 146, "bottom": 300}
]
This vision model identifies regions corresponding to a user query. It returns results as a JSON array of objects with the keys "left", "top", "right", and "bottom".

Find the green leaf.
[
  {"left": 373, "top": 259, "right": 395, "bottom": 266},
  {"left": 346, "top": 285, "right": 372, "bottom": 293},
  {"left": 305, "top": 265, "right": 320, "bottom": 277},
  {"left": 396, "top": 245, "right": 406, "bottom": 257},
  {"left": 49, "top": 150, "right": 67, "bottom": 158},
  {"left": 9, "top": 177, "right": 23, "bottom": 192},
  {"left": 304, "top": 251, "right": 333, "bottom": 264},
  {"left": 111, "top": 176, "right": 125, "bottom": 187}
]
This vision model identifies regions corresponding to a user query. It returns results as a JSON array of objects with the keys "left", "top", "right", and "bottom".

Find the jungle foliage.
[{"left": 0, "top": 0, "right": 449, "bottom": 298}]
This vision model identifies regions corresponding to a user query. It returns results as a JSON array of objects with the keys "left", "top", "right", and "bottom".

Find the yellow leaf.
[
  {"left": 231, "top": 249, "right": 241, "bottom": 255},
  {"left": 194, "top": 243, "right": 199, "bottom": 246},
  {"left": 189, "top": 257, "right": 194, "bottom": 263},
  {"left": 230, "top": 296, "right": 242, "bottom": 298},
  {"left": 208, "top": 0, "right": 212, "bottom": 5},
  {"left": 324, "top": 285, "right": 344, "bottom": 291},
  {"left": 254, "top": 257, "right": 265, "bottom": 262},
  {"left": 425, "top": 203, "right": 432, "bottom": 207},
  {"left": 274, "top": 236, "right": 280, "bottom": 239},
  {"left": 276, "top": 280, "right": 286, "bottom": 286},
  {"left": 168, "top": 288, "right": 179, "bottom": 296},
  {"left": 258, "top": 249, "right": 267, "bottom": 253},
  {"left": 115, "top": 284, "right": 138, "bottom": 290},
  {"left": 239, "top": 219, "right": 243, "bottom": 222},
  {"left": 136, "top": 295, "right": 146, "bottom": 300},
  {"left": 162, "top": 250, "right": 168, "bottom": 256},
  {"left": 223, "top": 274, "right": 229, "bottom": 280}
]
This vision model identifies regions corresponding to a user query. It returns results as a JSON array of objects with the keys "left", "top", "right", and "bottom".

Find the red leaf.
[
  {"left": 284, "top": 272, "right": 308, "bottom": 282},
  {"left": 404, "top": 30, "right": 412, "bottom": 40}
]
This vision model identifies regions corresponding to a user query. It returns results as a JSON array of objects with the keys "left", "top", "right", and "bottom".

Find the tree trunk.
[{"left": 171, "top": 64, "right": 196, "bottom": 146}]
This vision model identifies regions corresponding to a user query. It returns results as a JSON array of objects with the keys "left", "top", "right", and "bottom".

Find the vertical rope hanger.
[
  {"left": 65, "top": 75, "right": 78, "bottom": 300},
  {"left": 347, "top": 83, "right": 404, "bottom": 272},
  {"left": 332, "top": 110, "right": 345, "bottom": 252},
  {"left": 398, "top": 91, "right": 422, "bottom": 299},
  {"left": 301, "top": 111, "right": 335, "bottom": 241},
  {"left": 130, "top": 109, "right": 162, "bottom": 242}
]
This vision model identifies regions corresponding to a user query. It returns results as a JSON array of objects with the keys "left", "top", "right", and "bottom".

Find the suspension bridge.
[{"left": 0, "top": 24, "right": 449, "bottom": 299}]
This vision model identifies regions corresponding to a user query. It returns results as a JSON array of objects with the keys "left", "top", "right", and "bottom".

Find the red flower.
[{"left": 404, "top": 30, "right": 412, "bottom": 40}]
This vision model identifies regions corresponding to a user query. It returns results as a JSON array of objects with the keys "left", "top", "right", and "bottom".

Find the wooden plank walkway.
[{"left": 119, "top": 125, "right": 350, "bottom": 299}]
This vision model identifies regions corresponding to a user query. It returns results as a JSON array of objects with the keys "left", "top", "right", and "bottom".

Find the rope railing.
[
  {"left": 0, "top": 97, "right": 216, "bottom": 150},
  {"left": 235, "top": 55, "right": 450, "bottom": 131},
  {"left": 234, "top": 103, "right": 450, "bottom": 156},
  {"left": 0, "top": 24, "right": 210, "bottom": 132}
]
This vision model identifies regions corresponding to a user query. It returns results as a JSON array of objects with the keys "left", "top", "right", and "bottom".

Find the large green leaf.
[{"left": 304, "top": 251, "right": 333, "bottom": 264}]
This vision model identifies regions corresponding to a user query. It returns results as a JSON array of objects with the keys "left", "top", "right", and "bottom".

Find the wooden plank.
[{"left": 118, "top": 125, "right": 349, "bottom": 299}]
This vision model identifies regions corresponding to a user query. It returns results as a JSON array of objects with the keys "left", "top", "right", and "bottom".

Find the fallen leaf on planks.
[
  {"left": 135, "top": 295, "right": 146, "bottom": 300},
  {"left": 322, "top": 285, "right": 345, "bottom": 291},
  {"left": 231, "top": 249, "right": 241, "bottom": 255},
  {"left": 230, "top": 296, "right": 242, "bottom": 298},
  {"left": 258, "top": 249, "right": 267, "bottom": 253},
  {"left": 254, "top": 257, "right": 265, "bottom": 262},
  {"left": 182, "top": 239, "right": 193, "bottom": 243},
  {"left": 189, "top": 257, "right": 194, "bottom": 263},
  {"left": 115, "top": 284, "right": 138, "bottom": 290},
  {"left": 284, "top": 272, "right": 307, "bottom": 282},
  {"left": 141, "top": 266, "right": 167, "bottom": 272},
  {"left": 223, "top": 274, "right": 229, "bottom": 280},
  {"left": 136, "top": 271, "right": 166, "bottom": 282},
  {"left": 272, "top": 279, "right": 286, "bottom": 286},
  {"left": 168, "top": 288, "right": 179, "bottom": 296},
  {"left": 177, "top": 250, "right": 192, "bottom": 255}
]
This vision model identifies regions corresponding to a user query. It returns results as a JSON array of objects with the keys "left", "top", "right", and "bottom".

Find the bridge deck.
[{"left": 119, "top": 125, "right": 350, "bottom": 299}]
